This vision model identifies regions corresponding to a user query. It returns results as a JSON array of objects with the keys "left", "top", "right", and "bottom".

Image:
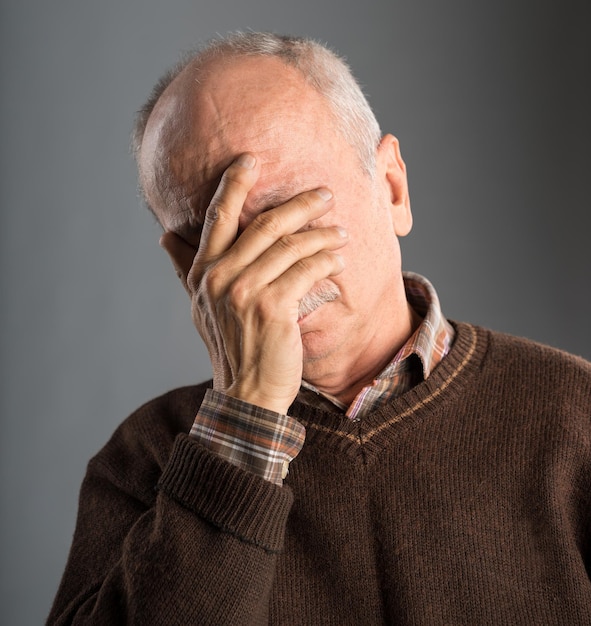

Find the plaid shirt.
[{"left": 190, "top": 272, "right": 455, "bottom": 484}]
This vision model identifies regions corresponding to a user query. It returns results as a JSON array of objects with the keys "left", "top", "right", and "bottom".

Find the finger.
[
  {"left": 270, "top": 249, "right": 345, "bottom": 306},
  {"left": 198, "top": 153, "right": 260, "bottom": 261},
  {"left": 227, "top": 245, "right": 345, "bottom": 325},
  {"left": 226, "top": 187, "right": 334, "bottom": 266},
  {"left": 241, "top": 249, "right": 344, "bottom": 322},
  {"left": 160, "top": 231, "right": 198, "bottom": 292},
  {"left": 232, "top": 226, "right": 348, "bottom": 290}
]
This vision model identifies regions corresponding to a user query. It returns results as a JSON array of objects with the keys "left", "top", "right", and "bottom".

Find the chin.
[{"left": 301, "top": 328, "right": 340, "bottom": 364}]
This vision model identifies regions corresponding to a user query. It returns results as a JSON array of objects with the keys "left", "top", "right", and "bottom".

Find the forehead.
[{"left": 191, "top": 56, "right": 338, "bottom": 159}]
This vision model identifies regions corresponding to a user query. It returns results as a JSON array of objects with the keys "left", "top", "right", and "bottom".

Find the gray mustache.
[{"left": 298, "top": 284, "right": 341, "bottom": 319}]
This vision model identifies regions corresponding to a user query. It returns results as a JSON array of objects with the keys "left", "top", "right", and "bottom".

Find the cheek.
[{"left": 344, "top": 217, "right": 400, "bottom": 278}]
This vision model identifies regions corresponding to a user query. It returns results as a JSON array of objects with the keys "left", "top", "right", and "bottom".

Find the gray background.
[{"left": 1, "top": 0, "right": 589, "bottom": 623}]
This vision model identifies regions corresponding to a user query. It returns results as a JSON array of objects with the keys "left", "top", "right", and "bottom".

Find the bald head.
[{"left": 134, "top": 33, "right": 382, "bottom": 232}]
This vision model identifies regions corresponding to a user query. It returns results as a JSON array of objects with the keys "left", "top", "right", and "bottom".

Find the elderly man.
[{"left": 49, "top": 33, "right": 591, "bottom": 625}]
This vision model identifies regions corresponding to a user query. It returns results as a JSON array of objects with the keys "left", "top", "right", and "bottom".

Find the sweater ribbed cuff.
[{"left": 157, "top": 434, "right": 294, "bottom": 553}]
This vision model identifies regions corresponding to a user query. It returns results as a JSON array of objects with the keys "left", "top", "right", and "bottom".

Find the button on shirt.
[{"left": 189, "top": 272, "right": 455, "bottom": 485}]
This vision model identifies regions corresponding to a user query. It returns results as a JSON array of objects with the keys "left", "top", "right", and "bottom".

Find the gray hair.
[{"left": 133, "top": 32, "right": 381, "bottom": 176}]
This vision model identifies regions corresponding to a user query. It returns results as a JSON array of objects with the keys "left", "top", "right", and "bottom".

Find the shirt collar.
[{"left": 380, "top": 271, "right": 455, "bottom": 380}]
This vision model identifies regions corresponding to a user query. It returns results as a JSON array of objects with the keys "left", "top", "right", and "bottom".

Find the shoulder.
[
  {"left": 467, "top": 323, "right": 591, "bottom": 419},
  {"left": 485, "top": 326, "right": 591, "bottom": 379},
  {"left": 86, "top": 382, "right": 212, "bottom": 502}
]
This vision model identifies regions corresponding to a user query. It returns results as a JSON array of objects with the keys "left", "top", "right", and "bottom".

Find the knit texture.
[{"left": 48, "top": 323, "right": 591, "bottom": 625}]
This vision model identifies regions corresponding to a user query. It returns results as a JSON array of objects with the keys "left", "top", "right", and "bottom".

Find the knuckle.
[
  {"left": 296, "top": 250, "right": 334, "bottom": 277},
  {"left": 204, "top": 197, "right": 232, "bottom": 228},
  {"left": 251, "top": 210, "right": 284, "bottom": 237},
  {"left": 252, "top": 294, "right": 277, "bottom": 321},
  {"left": 186, "top": 258, "right": 207, "bottom": 291},
  {"left": 291, "top": 256, "right": 315, "bottom": 280},
  {"left": 227, "top": 280, "right": 277, "bottom": 322},
  {"left": 275, "top": 233, "right": 303, "bottom": 258},
  {"left": 203, "top": 264, "right": 224, "bottom": 293},
  {"left": 227, "top": 278, "right": 251, "bottom": 311},
  {"left": 202, "top": 201, "right": 220, "bottom": 226},
  {"left": 191, "top": 263, "right": 225, "bottom": 299},
  {"left": 290, "top": 191, "right": 319, "bottom": 214},
  {"left": 186, "top": 268, "right": 200, "bottom": 293}
]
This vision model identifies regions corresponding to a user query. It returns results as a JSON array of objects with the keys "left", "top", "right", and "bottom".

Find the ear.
[{"left": 376, "top": 134, "right": 412, "bottom": 237}]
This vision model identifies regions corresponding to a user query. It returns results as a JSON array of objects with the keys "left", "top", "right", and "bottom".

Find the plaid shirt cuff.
[{"left": 189, "top": 389, "right": 306, "bottom": 485}]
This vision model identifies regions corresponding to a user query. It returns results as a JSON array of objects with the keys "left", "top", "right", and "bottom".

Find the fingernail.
[
  {"left": 316, "top": 188, "right": 333, "bottom": 201},
  {"left": 236, "top": 153, "right": 256, "bottom": 169},
  {"left": 337, "top": 227, "right": 348, "bottom": 239}
]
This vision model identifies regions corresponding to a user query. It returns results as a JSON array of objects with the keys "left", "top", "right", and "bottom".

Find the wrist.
[{"left": 225, "top": 383, "right": 294, "bottom": 415}]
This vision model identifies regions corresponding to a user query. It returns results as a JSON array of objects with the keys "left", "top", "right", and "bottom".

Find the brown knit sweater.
[{"left": 48, "top": 323, "right": 591, "bottom": 625}]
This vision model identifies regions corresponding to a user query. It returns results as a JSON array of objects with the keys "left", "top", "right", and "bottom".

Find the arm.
[{"left": 48, "top": 423, "right": 292, "bottom": 625}]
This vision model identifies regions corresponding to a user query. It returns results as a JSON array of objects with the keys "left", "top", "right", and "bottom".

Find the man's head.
[{"left": 135, "top": 32, "right": 414, "bottom": 388}]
